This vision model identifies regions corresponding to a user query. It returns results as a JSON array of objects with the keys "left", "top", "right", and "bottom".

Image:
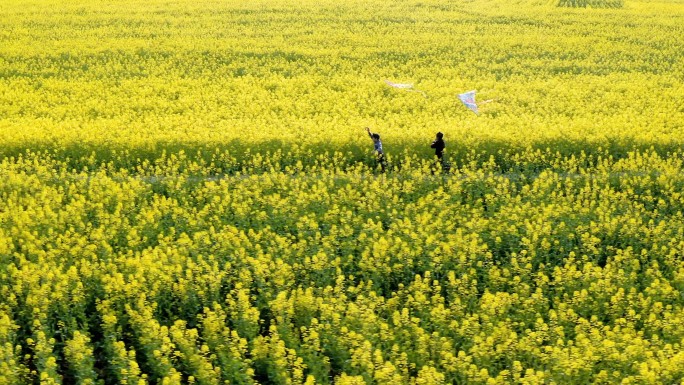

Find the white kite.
[
  {"left": 458, "top": 90, "right": 493, "bottom": 115},
  {"left": 385, "top": 80, "right": 427, "bottom": 97}
]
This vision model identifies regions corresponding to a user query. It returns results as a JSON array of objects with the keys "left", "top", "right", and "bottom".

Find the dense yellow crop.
[
  {"left": 3, "top": 150, "right": 684, "bottom": 384},
  {"left": 1, "top": 0, "right": 683, "bottom": 162},
  {"left": 1, "top": 0, "right": 683, "bottom": 384}
]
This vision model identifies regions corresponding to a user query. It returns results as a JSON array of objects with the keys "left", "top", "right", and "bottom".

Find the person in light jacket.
[{"left": 365, "top": 127, "right": 386, "bottom": 172}]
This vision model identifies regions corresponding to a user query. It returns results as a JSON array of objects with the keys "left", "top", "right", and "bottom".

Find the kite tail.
[{"left": 406, "top": 89, "right": 428, "bottom": 98}]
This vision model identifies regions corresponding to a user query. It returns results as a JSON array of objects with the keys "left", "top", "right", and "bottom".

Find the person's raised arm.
[{"left": 365, "top": 127, "right": 373, "bottom": 139}]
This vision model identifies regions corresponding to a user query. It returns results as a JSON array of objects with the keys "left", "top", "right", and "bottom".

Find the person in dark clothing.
[
  {"left": 431, "top": 132, "right": 446, "bottom": 172},
  {"left": 431, "top": 132, "right": 445, "bottom": 159},
  {"left": 365, "top": 127, "right": 386, "bottom": 172}
]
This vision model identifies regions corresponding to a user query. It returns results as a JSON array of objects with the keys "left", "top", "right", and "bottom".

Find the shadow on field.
[{"left": 1, "top": 136, "right": 682, "bottom": 175}]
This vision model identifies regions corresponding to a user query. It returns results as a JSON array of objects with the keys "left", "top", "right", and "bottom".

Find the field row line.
[{"left": 4, "top": 169, "right": 674, "bottom": 186}]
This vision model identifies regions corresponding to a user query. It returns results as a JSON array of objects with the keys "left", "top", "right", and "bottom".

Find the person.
[
  {"left": 365, "top": 127, "right": 386, "bottom": 172},
  {"left": 431, "top": 132, "right": 446, "bottom": 171},
  {"left": 431, "top": 131, "right": 445, "bottom": 160}
]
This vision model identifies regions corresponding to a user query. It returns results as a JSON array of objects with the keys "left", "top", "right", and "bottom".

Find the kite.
[
  {"left": 385, "top": 80, "right": 427, "bottom": 97},
  {"left": 458, "top": 90, "right": 493, "bottom": 115}
]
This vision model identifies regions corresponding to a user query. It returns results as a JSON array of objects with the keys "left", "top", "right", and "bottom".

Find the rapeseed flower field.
[{"left": 1, "top": 0, "right": 683, "bottom": 383}]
